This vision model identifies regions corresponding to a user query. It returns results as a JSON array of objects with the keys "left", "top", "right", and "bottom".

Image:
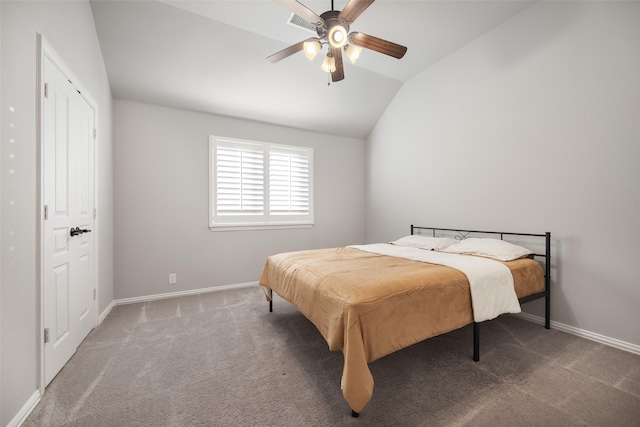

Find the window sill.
[{"left": 209, "top": 222, "right": 314, "bottom": 232}]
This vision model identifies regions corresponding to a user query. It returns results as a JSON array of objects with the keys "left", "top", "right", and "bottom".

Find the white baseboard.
[
  {"left": 98, "top": 300, "right": 115, "bottom": 325},
  {"left": 517, "top": 312, "right": 640, "bottom": 356},
  {"left": 8, "top": 390, "right": 40, "bottom": 427},
  {"left": 113, "top": 281, "right": 260, "bottom": 306}
]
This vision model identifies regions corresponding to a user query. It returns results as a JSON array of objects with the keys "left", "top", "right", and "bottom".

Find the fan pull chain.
[{"left": 327, "top": 73, "right": 331, "bottom": 86}]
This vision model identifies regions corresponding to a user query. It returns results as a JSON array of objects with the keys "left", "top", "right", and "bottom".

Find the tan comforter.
[{"left": 259, "top": 247, "right": 544, "bottom": 412}]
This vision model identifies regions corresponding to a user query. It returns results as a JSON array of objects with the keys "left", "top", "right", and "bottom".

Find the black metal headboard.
[{"left": 410, "top": 225, "right": 551, "bottom": 329}]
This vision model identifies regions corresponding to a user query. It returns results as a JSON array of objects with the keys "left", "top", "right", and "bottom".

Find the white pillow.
[
  {"left": 390, "top": 235, "right": 458, "bottom": 251},
  {"left": 442, "top": 238, "right": 533, "bottom": 261}
]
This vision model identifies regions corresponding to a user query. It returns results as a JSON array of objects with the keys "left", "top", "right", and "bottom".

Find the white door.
[{"left": 42, "top": 55, "right": 95, "bottom": 385}]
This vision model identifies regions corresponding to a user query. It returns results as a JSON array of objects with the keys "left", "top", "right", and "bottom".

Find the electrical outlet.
[{"left": 168, "top": 273, "right": 177, "bottom": 285}]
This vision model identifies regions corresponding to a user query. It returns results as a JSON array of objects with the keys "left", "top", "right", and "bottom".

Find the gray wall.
[
  {"left": 113, "top": 100, "right": 366, "bottom": 300},
  {"left": 0, "top": 1, "right": 113, "bottom": 425},
  {"left": 366, "top": 2, "right": 640, "bottom": 346}
]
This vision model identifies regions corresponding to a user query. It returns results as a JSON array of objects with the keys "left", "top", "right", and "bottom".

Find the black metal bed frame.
[{"left": 410, "top": 225, "right": 551, "bottom": 362}]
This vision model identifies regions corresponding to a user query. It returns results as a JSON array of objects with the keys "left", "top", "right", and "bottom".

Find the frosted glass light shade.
[
  {"left": 345, "top": 44, "right": 363, "bottom": 64},
  {"left": 303, "top": 39, "right": 321, "bottom": 60},
  {"left": 321, "top": 54, "right": 336, "bottom": 73},
  {"left": 328, "top": 25, "right": 348, "bottom": 48}
]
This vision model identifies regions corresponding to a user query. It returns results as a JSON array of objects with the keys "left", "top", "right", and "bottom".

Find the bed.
[{"left": 259, "top": 226, "right": 551, "bottom": 416}]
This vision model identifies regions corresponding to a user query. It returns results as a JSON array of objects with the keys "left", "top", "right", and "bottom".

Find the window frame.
[{"left": 209, "top": 136, "right": 314, "bottom": 231}]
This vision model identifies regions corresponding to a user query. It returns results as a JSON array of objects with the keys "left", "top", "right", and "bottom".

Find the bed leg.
[
  {"left": 544, "top": 293, "right": 550, "bottom": 329},
  {"left": 544, "top": 231, "right": 551, "bottom": 330},
  {"left": 351, "top": 410, "right": 359, "bottom": 418},
  {"left": 473, "top": 322, "right": 480, "bottom": 362},
  {"left": 269, "top": 289, "right": 273, "bottom": 313}
]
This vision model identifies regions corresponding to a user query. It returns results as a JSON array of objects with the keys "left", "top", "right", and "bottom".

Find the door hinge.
[
  {"left": 93, "top": 128, "right": 97, "bottom": 139},
  {"left": 93, "top": 208, "right": 97, "bottom": 219},
  {"left": 44, "top": 205, "right": 49, "bottom": 220},
  {"left": 44, "top": 328, "right": 50, "bottom": 344},
  {"left": 44, "top": 83, "right": 49, "bottom": 99},
  {"left": 93, "top": 289, "right": 97, "bottom": 300}
]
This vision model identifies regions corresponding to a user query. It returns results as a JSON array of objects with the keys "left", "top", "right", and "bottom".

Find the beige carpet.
[{"left": 25, "top": 287, "right": 640, "bottom": 426}]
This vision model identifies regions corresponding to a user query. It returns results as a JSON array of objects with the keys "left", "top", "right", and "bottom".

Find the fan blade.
[
  {"left": 348, "top": 32, "right": 407, "bottom": 59},
  {"left": 331, "top": 47, "right": 344, "bottom": 82},
  {"left": 274, "top": 0, "right": 324, "bottom": 27},
  {"left": 266, "top": 39, "right": 308, "bottom": 63},
  {"left": 339, "top": 0, "right": 375, "bottom": 24}
]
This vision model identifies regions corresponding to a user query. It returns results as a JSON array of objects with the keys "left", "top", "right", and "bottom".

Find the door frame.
[{"left": 36, "top": 34, "right": 100, "bottom": 392}]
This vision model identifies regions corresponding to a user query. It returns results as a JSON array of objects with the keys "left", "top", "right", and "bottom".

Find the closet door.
[{"left": 42, "top": 55, "right": 95, "bottom": 385}]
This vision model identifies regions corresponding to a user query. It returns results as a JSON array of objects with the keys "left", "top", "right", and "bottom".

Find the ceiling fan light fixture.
[
  {"left": 328, "top": 24, "right": 348, "bottom": 48},
  {"left": 303, "top": 39, "right": 322, "bottom": 60},
  {"left": 321, "top": 53, "right": 336, "bottom": 73},
  {"left": 268, "top": 0, "right": 408, "bottom": 83},
  {"left": 344, "top": 44, "right": 362, "bottom": 64}
]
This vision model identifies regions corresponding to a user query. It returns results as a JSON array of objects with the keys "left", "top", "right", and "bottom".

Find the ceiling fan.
[{"left": 267, "top": 0, "right": 407, "bottom": 83}]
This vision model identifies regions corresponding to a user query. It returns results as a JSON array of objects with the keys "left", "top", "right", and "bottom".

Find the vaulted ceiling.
[{"left": 90, "top": 1, "right": 535, "bottom": 138}]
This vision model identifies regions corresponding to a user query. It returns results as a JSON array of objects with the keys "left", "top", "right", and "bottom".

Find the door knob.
[{"left": 70, "top": 227, "right": 92, "bottom": 236}]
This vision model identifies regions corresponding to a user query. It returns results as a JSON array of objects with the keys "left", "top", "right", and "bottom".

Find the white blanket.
[{"left": 349, "top": 243, "right": 521, "bottom": 322}]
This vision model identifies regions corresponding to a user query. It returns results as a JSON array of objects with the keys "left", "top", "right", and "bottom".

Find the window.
[{"left": 209, "top": 136, "right": 313, "bottom": 230}]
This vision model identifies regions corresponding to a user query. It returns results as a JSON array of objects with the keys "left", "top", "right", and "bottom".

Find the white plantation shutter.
[
  {"left": 269, "top": 146, "right": 310, "bottom": 215},
  {"left": 216, "top": 141, "right": 264, "bottom": 215},
  {"left": 210, "top": 136, "right": 313, "bottom": 230}
]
